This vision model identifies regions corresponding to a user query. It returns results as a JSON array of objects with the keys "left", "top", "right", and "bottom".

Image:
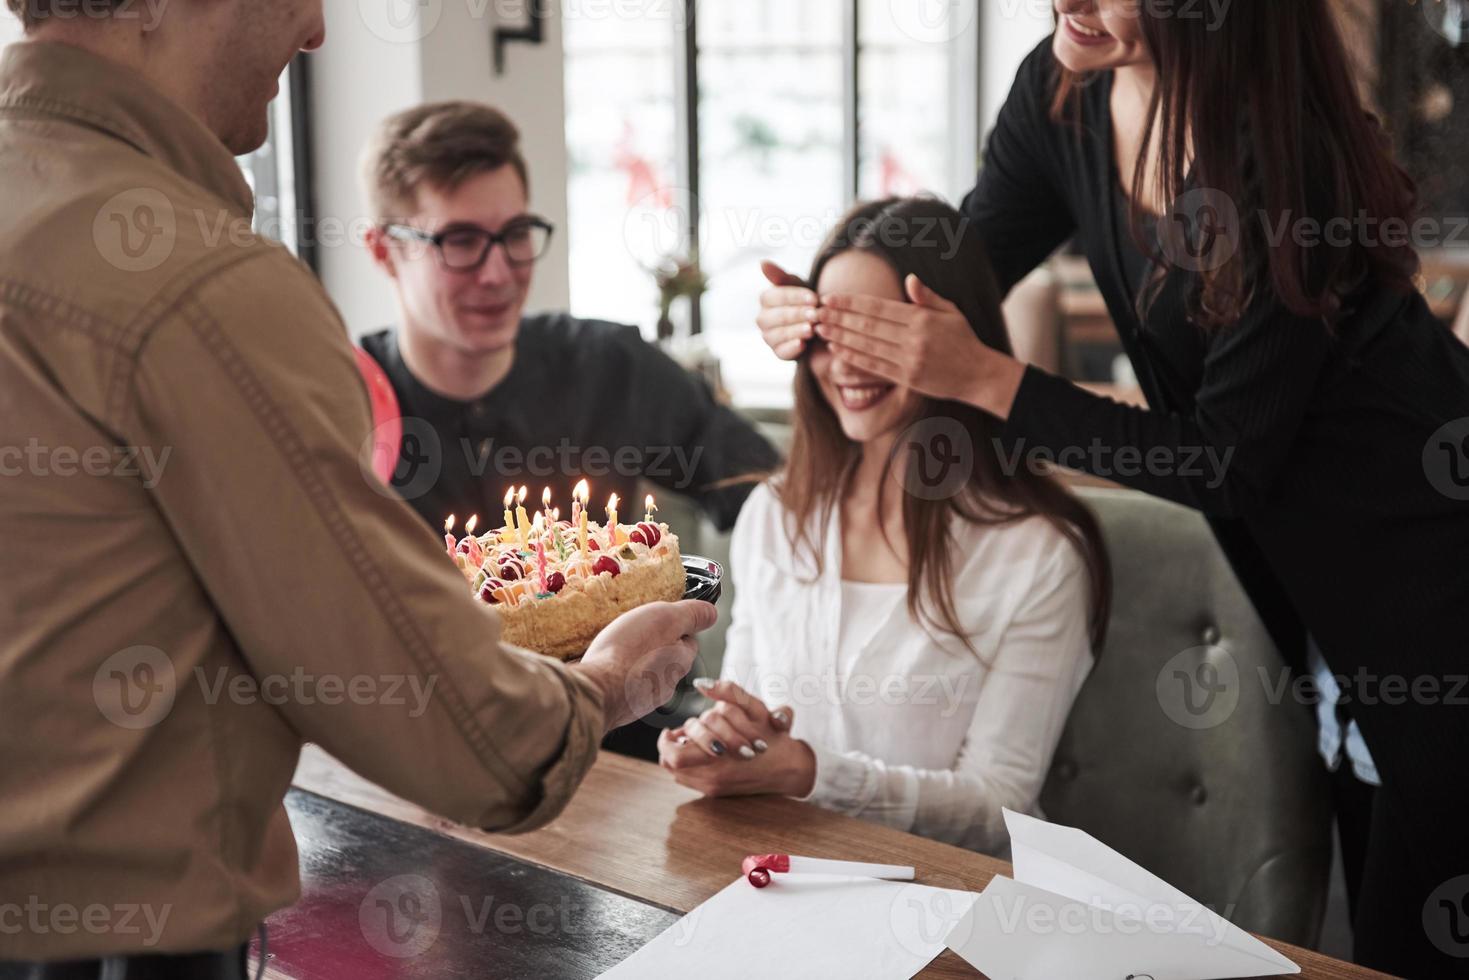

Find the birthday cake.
[{"left": 445, "top": 484, "right": 685, "bottom": 661}]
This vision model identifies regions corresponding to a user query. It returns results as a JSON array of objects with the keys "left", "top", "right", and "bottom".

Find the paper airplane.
[{"left": 944, "top": 809, "right": 1300, "bottom": 980}]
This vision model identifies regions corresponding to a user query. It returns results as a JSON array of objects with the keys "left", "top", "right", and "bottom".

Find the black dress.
[{"left": 964, "top": 38, "right": 1469, "bottom": 976}]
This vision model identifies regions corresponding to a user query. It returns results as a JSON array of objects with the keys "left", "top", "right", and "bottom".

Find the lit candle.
[
  {"left": 606, "top": 493, "right": 619, "bottom": 548},
  {"left": 541, "top": 487, "right": 552, "bottom": 523},
  {"left": 645, "top": 494, "right": 657, "bottom": 524},
  {"left": 464, "top": 515, "right": 481, "bottom": 565},
  {"left": 515, "top": 486, "right": 530, "bottom": 551},
  {"left": 443, "top": 514, "right": 456, "bottom": 556},
  {"left": 574, "top": 479, "right": 590, "bottom": 559},
  {"left": 533, "top": 513, "right": 548, "bottom": 593},
  {"left": 502, "top": 488, "right": 516, "bottom": 537}
]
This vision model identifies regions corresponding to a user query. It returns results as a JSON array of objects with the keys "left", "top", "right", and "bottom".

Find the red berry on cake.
[
  {"left": 478, "top": 579, "right": 506, "bottom": 604},
  {"left": 545, "top": 571, "right": 567, "bottom": 594},
  {"left": 592, "top": 555, "right": 622, "bottom": 578},
  {"left": 498, "top": 556, "right": 525, "bottom": 581},
  {"left": 629, "top": 522, "right": 662, "bottom": 547},
  {"left": 588, "top": 538, "right": 601, "bottom": 551}
]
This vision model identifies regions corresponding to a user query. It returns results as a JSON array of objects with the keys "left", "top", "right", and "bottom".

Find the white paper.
[
  {"left": 598, "top": 874, "right": 976, "bottom": 980},
  {"left": 943, "top": 809, "right": 1300, "bottom": 980}
]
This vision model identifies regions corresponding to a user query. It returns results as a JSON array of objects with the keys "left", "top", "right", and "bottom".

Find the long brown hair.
[
  {"left": 1051, "top": 1, "right": 1419, "bottom": 329},
  {"left": 777, "top": 198, "right": 1111, "bottom": 651}
]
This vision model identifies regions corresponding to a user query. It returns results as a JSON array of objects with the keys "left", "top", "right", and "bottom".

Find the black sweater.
[{"left": 963, "top": 39, "right": 1468, "bottom": 830}]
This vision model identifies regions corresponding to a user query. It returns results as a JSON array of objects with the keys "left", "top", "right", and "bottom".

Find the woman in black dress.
[{"left": 757, "top": 2, "right": 1469, "bottom": 975}]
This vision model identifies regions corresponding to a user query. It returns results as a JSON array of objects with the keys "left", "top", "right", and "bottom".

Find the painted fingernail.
[
  {"left": 739, "top": 745, "right": 756, "bottom": 760},
  {"left": 772, "top": 711, "right": 790, "bottom": 729},
  {"left": 754, "top": 739, "right": 769, "bottom": 753},
  {"left": 692, "top": 677, "right": 715, "bottom": 691},
  {"left": 677, "top": 735, "right": 689, "bottom": 745},
  {"left": 711, "top": 740, "right": 726, "bottom": 756}
]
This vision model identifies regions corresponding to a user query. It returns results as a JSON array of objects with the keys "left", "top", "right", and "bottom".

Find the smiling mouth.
[
  {"left": 1064, "top": 14, "right": 1112, "bottom": 42},
  {"left": 836, "top": 384, "right": 895, "bottom": 412}
]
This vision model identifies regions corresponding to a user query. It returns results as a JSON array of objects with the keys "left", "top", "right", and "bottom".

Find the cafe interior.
[{"left": 2, "top": 1, "right": 1467, "bottom": 979}]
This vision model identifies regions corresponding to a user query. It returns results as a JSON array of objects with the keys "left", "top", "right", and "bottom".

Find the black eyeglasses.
[{"left": 383, "top": 216, "right": 555, "bottom": 271}]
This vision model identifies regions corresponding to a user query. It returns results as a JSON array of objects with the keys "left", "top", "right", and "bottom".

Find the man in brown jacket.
[{"left": 0, "top": 0, "right": 716, "bottom": 974}]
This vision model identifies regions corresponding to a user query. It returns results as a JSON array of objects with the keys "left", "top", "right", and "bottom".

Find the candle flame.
[
  {"left": 517, "top": 485, "right": 527, "bottom": 504},
  {"left": 552, "top": 508, "right": 561, "bottom": 522},
  {"left": 573, "top": 478, "right": 590, "bottom": 503},
  {"left": 607, "top": 493, "right": 619, "bottom": 511},
  {"left": 533, "top": 512, "right": 544, "bottom": 531},
  {"left": 465, "top": 514, "right": 478, "bottom": 535},
  {"left": 503, "top": 487, "right": 514, "bottom": 508},
  {"left": 542, "top": 486, "right": 552, "bottom": 510},
  {"left": 646, "top": 494, "right": 656, "bottom": 514},
  {"left": 444, "top": 514, "right": 455, "bottom": 533}
]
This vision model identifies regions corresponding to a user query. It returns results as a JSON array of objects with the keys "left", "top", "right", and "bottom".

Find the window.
[
  {"left": 237, "top": 58, "right": 315, "bottom": 269},
  {"left": 564, "top": 0, "right": 978, "bottom": 407},
  {"left": 1, "top": 12, "right": 23, "bottom": 47}
]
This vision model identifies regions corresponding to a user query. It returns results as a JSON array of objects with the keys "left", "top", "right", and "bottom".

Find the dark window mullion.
[
  {"left": 843, "top": 0, "right": 861, "bottom": 202},
  {"left": 677, "top": 0, "right": 702, "bottom": 335}
]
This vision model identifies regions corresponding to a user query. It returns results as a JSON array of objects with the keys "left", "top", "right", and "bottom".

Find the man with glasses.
[{"left": 361, "top": 102, "right": 778, "bottom": 542}]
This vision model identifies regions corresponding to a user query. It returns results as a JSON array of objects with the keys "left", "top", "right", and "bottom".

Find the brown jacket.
[{"left": 0, "top": 41, "right": 604, "bottom": 960}]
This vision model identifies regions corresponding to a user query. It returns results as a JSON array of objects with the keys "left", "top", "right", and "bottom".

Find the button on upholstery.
[{"left": 1202, "top": 624, "right": 1221, "bottom": 646}]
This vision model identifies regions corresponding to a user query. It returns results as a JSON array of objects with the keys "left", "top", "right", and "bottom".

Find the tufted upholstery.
[{"left": 1040, "top": 488, "right": 1332, "bottom": 948}]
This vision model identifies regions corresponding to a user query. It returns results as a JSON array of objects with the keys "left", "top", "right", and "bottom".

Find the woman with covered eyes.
[
  {"left": 752, "top": 3, "right": 1469, "bottom": 976},
  {"left": 657, "top": 196, "right": 1112, "bottom": 858}
]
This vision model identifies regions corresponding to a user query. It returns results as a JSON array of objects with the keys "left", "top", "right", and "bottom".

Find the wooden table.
[{"left": 279, "top": 745, "right": 1392, "bottom": 980}]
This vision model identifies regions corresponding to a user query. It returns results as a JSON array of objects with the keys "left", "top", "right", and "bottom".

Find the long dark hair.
[
  {"left": 777, "top": 197, "right": 1111, "bottom": 651},
  {"left": 1051, "top": 2, "right": 1419, "bottom": 328}
]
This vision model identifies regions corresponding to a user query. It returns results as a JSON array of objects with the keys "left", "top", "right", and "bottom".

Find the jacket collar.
[{"left": 0, "top": 41, "right": 253, "bottom": 217}]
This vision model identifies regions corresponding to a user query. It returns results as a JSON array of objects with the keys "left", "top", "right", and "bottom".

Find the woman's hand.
[
  {"left": 814, "top": 273, "right": 1027, "bottom": 420},
  {"left": 658, "top": 724, "right": 816, "bottom": 798},
  {"left": 756, "top": 261, "right": 819, "bottom": 361},
  {"left": 680, "top": 678, "right": 790, "bottom": 759}
]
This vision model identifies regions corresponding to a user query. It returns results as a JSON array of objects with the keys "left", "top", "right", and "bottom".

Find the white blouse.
[{"left": 720, "top": 483, "right": 1094, "bottom": 855}]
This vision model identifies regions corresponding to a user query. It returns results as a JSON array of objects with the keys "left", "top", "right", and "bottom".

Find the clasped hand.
[{"left": 656, "top": 678, "right": 816, "bottom": 799}]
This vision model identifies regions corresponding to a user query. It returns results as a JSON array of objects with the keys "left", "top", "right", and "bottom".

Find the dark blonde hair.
[
  {"left": 778, "top": 197, "right": 1111, "bottom": 652},
  {"left": 362, "top": 101, "right": 529, "bottom": 221}
]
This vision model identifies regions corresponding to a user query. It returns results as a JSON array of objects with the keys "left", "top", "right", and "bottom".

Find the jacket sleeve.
[
  {"left": 125, "top": 248, "right": 605, "bottom": 833},
  {"left": 961, "top": 36, "right": 1077, "bottom": 296},
  {"left": 1001, "top": 291, "right": 1336, "bottom": 518}
]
